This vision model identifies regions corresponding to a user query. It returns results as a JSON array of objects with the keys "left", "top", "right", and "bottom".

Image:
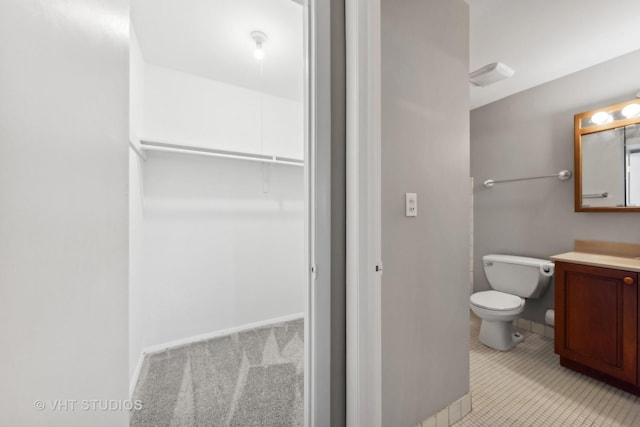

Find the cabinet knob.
[{"left": 623, "top": 276, "right": 635, "bottom": 285}]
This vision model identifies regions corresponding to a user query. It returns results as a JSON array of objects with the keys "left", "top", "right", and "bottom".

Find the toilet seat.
[{"left": 470, "top": 290, "right": 524, "bottom": 311}]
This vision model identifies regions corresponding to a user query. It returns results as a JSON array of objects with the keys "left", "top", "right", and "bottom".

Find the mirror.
[{"left": 574, "top": 99, "right": 640, "bottom": 212}]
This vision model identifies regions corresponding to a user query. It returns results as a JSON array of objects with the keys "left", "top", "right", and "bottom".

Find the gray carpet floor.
[{"left": 130, "top": 318, "right": 304, "bottom": 426}]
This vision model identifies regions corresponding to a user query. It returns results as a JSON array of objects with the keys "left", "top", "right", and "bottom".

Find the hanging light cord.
[{"left": 259, "top": 59, "right": 264, "bottom": 156}]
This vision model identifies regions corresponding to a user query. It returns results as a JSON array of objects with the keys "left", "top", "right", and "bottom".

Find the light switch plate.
[{"left": 405, "top": 193, "right": 417, "bottom": 217}]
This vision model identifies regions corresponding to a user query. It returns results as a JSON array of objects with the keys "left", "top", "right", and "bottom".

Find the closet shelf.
[{"left": 139, "top": 139, "right": 304, "bottom": 167}]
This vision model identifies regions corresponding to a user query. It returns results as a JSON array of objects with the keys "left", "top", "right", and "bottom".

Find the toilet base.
[{"left": 478, "top": 319, "right": 523, "bottom": 351}]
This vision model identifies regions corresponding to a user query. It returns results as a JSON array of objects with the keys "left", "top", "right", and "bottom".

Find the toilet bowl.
[{"left": 470, "top": 255, "right": 553, "bottom": 351}]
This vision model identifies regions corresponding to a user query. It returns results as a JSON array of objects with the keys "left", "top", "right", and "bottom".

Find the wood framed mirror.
[{"left": 574, "top": 99, "right": 640, "bottom": 212}]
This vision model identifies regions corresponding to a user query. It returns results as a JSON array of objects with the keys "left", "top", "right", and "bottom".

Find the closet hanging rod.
[
  {"left": 139, "top": 140, "right": 304, "bottom": 167},
  {"left": 483, "top": 169, "right": 572, "bottom": 188}
]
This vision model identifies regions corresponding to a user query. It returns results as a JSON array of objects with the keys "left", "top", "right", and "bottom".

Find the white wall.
[
  {"left": 0, "top": 1, "right": 129, "bottom": 426},
  {"left": 142, "top": 63, "right": 304, "bottom": 160},
  {"left": 380, "top": 0, "right": 470, "bottom": 425},
  {"left": 129, "top": 28, "right": 146, "bottom": 380},
  {"left": 129, "top": 150, "right": 145, "bottom": 380},
  {"left": 129, "top": 49, "right": 305, "bottom": 374},
  {"left": 130, "top": 28, "right": 145, "bottom": 145},
  {"left": 133, "top": 152, "right": 305, "bottom": 356}
]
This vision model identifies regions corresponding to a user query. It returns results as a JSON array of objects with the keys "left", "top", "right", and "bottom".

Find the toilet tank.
[{"left": 482, "top": 254, "right": 553, "bottom": 298}]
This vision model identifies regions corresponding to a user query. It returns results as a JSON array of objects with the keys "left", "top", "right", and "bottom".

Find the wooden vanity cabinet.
[{"left": 555, "top": 261, "right": 639, "bottom": 391}]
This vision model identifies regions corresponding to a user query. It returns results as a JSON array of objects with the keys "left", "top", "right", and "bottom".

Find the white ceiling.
[
  {"left": 133, "top": 0, "right": 640, "bottom": 109},
  {"left": 469, "top": 0, "right": 640, "bottom": 109},
  {"left": 131, "top": 0, "right": 303, "bottom": 102}
]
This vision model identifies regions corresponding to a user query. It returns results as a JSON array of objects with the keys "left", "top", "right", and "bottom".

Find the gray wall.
[
  {"left": 471, "top": 49, "right": 640, "bottom": 325},
  {"left": 381, "top": 1, "right": 470, "bottom": 425},
  {"left": 0, "top": 1, "right": 129, "bottom": 426}
]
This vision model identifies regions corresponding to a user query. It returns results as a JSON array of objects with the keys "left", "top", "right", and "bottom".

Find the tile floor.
[{"left": 455, "top": 313, "right": 640, "bottom": 426}]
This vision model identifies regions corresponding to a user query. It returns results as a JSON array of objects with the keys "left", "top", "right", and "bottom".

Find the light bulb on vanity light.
[
  {"left": 251, "top": 31, "right": 267, "bottom": 61},
  {"left": 591, "top": 111, "right": 612, "bottom": 125},
  {"left": 621, "top": 103, "right": 640, "bottom": 119}
]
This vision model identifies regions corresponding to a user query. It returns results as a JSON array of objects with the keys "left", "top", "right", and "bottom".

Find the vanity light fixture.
[
  {"left": 469, "top": 62, "right": 515, "bottom": 87},
  {"left": 590, "top": 111, "right": 612, "bottom": 125},
  {"left": 621, "top": 103, "right": 640, "bottom": 119},
  {"left": 251, "top": 31, "right": 268, "bottom": 61}
]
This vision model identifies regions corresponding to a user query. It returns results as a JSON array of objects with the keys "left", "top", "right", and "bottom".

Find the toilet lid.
[{"left": 470, "top": 290, "right": 523, "bottom": 311}]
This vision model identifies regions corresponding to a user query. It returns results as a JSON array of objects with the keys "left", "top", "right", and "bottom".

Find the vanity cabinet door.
[{"left": 555, "top": 262, "right": 638, "bottom": 384}]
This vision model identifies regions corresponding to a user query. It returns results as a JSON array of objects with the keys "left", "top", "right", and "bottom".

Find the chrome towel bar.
[
  {"left": 582, "top": 192, "right": 608, "bottom": 199},
  {"left": 483, "top": 170, "right": 572, "bottom": 188}
]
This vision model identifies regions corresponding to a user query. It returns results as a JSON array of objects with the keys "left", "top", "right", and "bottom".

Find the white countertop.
[{"left": 551, "top": 252, "right": 640, "bottom": 272}]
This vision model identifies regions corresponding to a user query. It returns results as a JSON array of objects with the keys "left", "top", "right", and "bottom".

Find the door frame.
[
  {"left": 307, "top": 0, "right": 383, "bottom": 423},
  {"left": 305, "top": 0, "right": 334, "bottom": 425},
  {"left": 346, "top": 0, "right": 383, "bottom": 425}
]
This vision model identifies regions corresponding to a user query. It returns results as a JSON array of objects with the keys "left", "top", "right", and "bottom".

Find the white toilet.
[{"left": 470, "top": 254, "right": 554, "bottom": 351}]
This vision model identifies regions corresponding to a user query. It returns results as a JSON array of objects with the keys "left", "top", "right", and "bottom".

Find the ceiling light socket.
[
  {"left": 469, "top": 62, "right": 515, "bottom": 87},
  {"left": 251, "top": 31, "right": 268, "bottom": 61},
  {"left": 250, "top": 31, "right": 268, "bottom": 45}
]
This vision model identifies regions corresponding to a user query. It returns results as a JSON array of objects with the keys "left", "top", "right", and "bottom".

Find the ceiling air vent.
[{"left": 470, "top": 62, "right": 514, "bottom": 87}]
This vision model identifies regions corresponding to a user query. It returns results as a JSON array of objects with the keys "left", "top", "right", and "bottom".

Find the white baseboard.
[{"left": 129, "top": 312, "right": 305, "bottom": 398}]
